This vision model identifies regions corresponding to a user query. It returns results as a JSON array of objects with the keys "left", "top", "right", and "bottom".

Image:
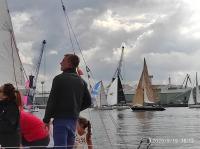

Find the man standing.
[{"left": 43, "top": 54, "right": 91, "bottom": 149}]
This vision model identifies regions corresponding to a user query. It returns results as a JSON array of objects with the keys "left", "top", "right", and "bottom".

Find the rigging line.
[
  {"left": 97, "top": 110, "right": 114, "bottom": 149},
  {"left": 60, "top": 0, "right": 95, "bottom": 87},
  {"left": 10, "top": 31, "right": 28, "bottom": 81},
  {"left": 66, "top": 16, "right": 96, "bottom": 83},
  {"left": 60, "top": 1, "right": 95, "bottom": 82},
  {"left": 60, "top": 0, "right": 75, "bottom": 53},
  {"left": 86, "top": 109, "right": 99, "bottom": 149},
  {"left": 9, "top": 24, "right": 28, "bottom": 81}
]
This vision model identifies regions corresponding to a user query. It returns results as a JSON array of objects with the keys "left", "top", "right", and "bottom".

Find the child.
[{"left": 74, "top": 117, "right": 93, "bottom": 149}]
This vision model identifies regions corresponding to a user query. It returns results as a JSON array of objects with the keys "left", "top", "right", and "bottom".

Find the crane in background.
[
  {"left": 112, "top": 44, "right": 125, "bottom": 81},
  {"left": 182, "top": 74, "right": 192, "bottom": 88},
  {"left": 26, "top": 40, "right": 47, "bottom": 110}
]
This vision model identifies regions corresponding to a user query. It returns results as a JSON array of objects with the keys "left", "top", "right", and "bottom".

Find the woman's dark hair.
[
  {"left": 3, "top": 83, "right": 16, "bottom": 100},
  {"left": 3, "top": 83, "right": 21, "bottom": 107},
  {"left": 78, "top": 116, "right": 92, "bottom": 141}
]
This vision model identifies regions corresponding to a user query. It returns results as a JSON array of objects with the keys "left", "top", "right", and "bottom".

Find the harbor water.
[{"left": 34, "top": 107, "right": 200, "bottom": 149}]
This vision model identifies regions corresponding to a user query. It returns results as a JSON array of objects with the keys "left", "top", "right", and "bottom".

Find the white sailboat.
[
  {"left": 106, "top": 45, "right": 130, "bottom": 110},
  {"left": 131, "top": 58, "right": 165, "bottom": 111},
  {"left": 107, "top": 78, "right": 118, "bottom": 105},
  {"left": 0, "top": 0, "right": 25, "bottom": 88},
  {"left": 188, "top": 72, "right": 200, "bottom": 108},
  {"left": 107, "top": 76, "right": 130, "bottom": 109},
  {"left": 91, "top": 81, "right": 112, "bottom": 110}
]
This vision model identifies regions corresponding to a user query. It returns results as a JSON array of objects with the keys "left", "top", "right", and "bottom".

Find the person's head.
[
  {"left": 0, "top": 83, "right": 23, "bottom": 108},
  {"left": 0, "top": 83, "right": 16, "bottom": 101},
  {"left": 77, "top": 117, "right": 92, "bottom": 140},
  {"left": 60, "top": 54, "right": 80, "bottom": 71}
]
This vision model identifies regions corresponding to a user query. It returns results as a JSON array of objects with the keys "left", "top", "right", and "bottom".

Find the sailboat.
[
  {"left": 188, "top": 72, "right": 200, "bottom": 108},
  {"left": 91, "top": 81, "right": 113, "bottom": 110},
  {"left": 106, "top": 45, "right": 130, "bottom": 110},
  {"left": 0, "top": 0, "right": 25, "bottom": 88},
  {"left": 131, "top": 58, "right": 165, "bottom": 111},
  {"left": 107, "top": 76, "right": 130, "bottom": 109}
]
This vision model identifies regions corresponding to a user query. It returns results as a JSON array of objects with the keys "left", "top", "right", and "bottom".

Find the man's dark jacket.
[{"left": 43, "top": 68, "right": 91, "bottom": 123}]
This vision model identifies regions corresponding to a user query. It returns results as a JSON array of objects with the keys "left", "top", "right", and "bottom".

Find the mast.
[
  {"left": 112, "top": 45, "right": 125, "bottom": 80},
  {"left": 0, "top": 0, "right": 25, "bottom": 88}
]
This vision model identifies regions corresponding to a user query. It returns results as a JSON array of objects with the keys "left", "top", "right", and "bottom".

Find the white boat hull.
[
  {"left": 113, "top": 105, "right": 130, "bottom": 110},
  {"left": 188, "top": 104, "right": 200, "bottom": 108}
]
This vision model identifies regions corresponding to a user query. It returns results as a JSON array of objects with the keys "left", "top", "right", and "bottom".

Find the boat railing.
[
  {"left": 0, "top": 137, "right": 152, "bottom": 148},
  {"left": 0, "top": 143, "right": 152, "bottom": 149},
  {"left": 137, "top": 137, "right": 151, "bottom": 149}
]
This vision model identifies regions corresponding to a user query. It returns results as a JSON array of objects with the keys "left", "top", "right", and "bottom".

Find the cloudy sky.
[{"left": 7, "top": 0, "right": 200, "bottom": 91}]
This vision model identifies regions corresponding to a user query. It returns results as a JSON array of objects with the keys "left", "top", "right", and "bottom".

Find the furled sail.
[{"left": 0, "top": 0, "right": 25, "bottom": 88}]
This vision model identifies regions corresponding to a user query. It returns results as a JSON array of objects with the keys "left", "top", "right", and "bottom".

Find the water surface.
[{"left": 35, "top": 107, "right": 200, "bottom": 149}]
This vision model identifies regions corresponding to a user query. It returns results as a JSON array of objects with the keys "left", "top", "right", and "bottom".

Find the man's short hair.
[{"left": 64, "top": 54, "right": 80, "bottom": 68}]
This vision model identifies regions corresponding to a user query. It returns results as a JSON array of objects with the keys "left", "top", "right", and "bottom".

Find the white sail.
[
  {"left": 188, "top": 89, "right": 195, "bottom": 105},
  {"left": 143, "top": 87, "right": 154, "bottom": 104},
  {"left": 0, "top": 0, "right": 25, "bottom": 88},
  {"left": 195, "top": 72, "right": 200, "bottom": 104},
  {"left": 91, "top": 81, "right": 101, "bottom": 107},
  {"left": 91, "top": 81, "right": 108, "bottom": 108},
  {"left": 132, "top": 58, "right": 156, "bottom": 106},
  {"left": 99, "top": 81, "right": 107, "bottom": 106},
  {"left": 107, "top": 78, "right": 118, "bottom": 105}
]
